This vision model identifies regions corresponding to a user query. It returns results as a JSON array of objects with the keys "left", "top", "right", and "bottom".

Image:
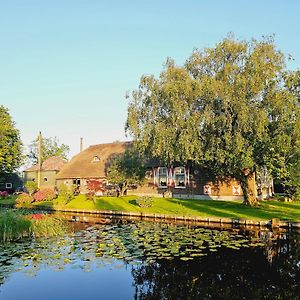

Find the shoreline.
[{"left": 1, "top": 203, "right": 300, "bottom": 230}]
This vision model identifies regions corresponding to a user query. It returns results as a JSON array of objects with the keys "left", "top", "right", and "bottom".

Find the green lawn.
[{"left": 27, "top": 195, "right": 300, "bottom": 221}]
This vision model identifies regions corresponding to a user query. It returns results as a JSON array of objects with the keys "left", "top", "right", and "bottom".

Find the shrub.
[
  {"left": 136, "top": 196, "right": 154, "bottom": 208},
  {"left": 0, "top": 191, "right": 9, "bottom": 198},
  {"left": 86, "top": 179, "right": 104, "bottom": 197},
  {"left": 58, "top": 184, "right": 74, "bottom": 204},
  {"left": 25, "top": 181, "right": 38, "bottom": 196},
  {"left": 15, "top": 193, "right": 33, "bottom": 207},
  {"left": 33, "top": 188, "right": 56, "bottom": 202}
]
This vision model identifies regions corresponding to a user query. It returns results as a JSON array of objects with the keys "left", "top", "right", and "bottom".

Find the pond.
[{"left": 0, "top": 216, "right": 299, "bottom": 299}]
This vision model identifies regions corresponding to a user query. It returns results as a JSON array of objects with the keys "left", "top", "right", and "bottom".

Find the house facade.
[
  {"left": 56, "top": 141, "right": 256, "bottom": 201},
  {"left": 127, "top": 165, "right": 256, "bottom": 201},
  {"left": 24, "top": 156, "right": 66, "bottom": 189}
]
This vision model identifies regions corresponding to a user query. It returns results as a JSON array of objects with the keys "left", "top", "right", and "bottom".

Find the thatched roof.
[
  {"left": 25, "top": 156, "right": 66, "bottom": 172},
  {"left": 56, "top": 142, "right": 130, "bottom": 179}
]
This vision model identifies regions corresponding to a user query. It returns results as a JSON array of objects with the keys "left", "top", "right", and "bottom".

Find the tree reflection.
[{"left": 132, "top": 234, "right": 300, "bottom": 299}]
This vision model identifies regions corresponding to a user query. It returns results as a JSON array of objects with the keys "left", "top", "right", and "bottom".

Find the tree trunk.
[
  {"left": 119, "top": 183, "right": 128, "bottom": 197},
  {"left": 240, "top": 175, "right": 257, "bottom": 206}
]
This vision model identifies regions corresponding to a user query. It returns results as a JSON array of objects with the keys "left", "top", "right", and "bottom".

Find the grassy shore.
[
  {"left": 2, "top": 194, "right": 299, "bottom": 221},
  {"left": 25, "top": 195, "right": 300, "bottom": 221}
]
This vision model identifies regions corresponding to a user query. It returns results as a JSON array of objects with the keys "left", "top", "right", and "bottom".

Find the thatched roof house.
[
  {"left": 24, "top": 156, "right": 67, "bottom": 188},
  {"left": 56, "top": 142, "right": 130, "bottom": 192}
]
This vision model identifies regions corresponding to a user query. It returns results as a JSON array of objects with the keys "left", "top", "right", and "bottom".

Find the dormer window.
[{"left": 92, "top": 156, "right": 100, "bottom": 163}]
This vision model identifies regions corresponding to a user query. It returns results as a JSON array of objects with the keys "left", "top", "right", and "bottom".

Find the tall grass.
[
  {"left": 0, "top": 211, "right": 69, "bottom": 243},
  {"left": 30, "top": 215, "right": 68, "bottom": 237},
  {"left": 0, "top": 211, "right": 31, "bottom": 242}
]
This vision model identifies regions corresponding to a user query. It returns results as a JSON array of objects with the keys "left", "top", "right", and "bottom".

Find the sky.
[{"left": 1, "top": 0, "right": 300, "bottom": 159}]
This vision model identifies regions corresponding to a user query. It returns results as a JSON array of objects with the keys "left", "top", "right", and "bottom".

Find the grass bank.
[{"left": 28, "top": 195, "right": 300, "bottom": 221}]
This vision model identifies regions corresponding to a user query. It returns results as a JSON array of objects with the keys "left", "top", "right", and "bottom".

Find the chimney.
[{"left": 80, "top": 137, "right": 83, "bottom": 152}]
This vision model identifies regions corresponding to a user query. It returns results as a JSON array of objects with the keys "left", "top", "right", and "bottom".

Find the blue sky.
[{"left": 1, "top": 0, "right": 299, "bottom": 158}]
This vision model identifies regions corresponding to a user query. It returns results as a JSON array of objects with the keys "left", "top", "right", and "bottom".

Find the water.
[{"left": 0, "top": 219, "right": 299, "bottom": 299}]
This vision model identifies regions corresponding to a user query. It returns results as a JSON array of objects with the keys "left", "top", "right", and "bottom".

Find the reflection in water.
[{"left": 0, "top": 220, "right": 299, "bottom": 299}]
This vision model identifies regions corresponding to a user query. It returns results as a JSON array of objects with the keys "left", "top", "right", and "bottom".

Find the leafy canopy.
[
  {"left": 126, "top": 35, "right": 300, "bottom": 204},
  {"left": 106, "top": 149, "right": 146, "bottom": 196},
  {"left": 0, "top": 106, "right": 23, "bottom": 174},
  {"left": 28, "top": 136, "right": 70, "bottom": 164}
]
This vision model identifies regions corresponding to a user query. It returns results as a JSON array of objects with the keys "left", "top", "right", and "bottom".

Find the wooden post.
[{"left": 37, "top": 131, "right": 42, "bottom": 189}]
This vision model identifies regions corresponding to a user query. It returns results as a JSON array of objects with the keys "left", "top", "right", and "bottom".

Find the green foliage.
[
  {"left": 29, "top": 215, "right": 68, "bottom": 237},
  {"left": 15, "top": 193, "right": 33, "bottom": 207},
  {"left": 28, "top": 136, "right": 70, "bottom": 164},
  {"left": 0, "top": 211, "right": 31, "bottom": 242},
  {"left": 0, "top": 106, "right": 23, "bottom": 174},
  {"left": 136, "top": 196, "right": 154, "bottom": 208},
  {"left": 106, "top": 149, "right": 146, "bottom": 196},
  {"left": 126, "top": 35, "right": 300, "bottom": 205},
  {"left": 58, "top": 183, "right": 74, "bottom": 204},
  {"left": 25, "top": 181, "right": 38, "bottom": 196}
]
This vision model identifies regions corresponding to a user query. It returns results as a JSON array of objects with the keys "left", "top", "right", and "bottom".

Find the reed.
[
  {"left": 0, "top": 211, "right": 69, "bottom": 243},
  {"left": 0, "top": 211, "right": 31, "bottom": 242}
]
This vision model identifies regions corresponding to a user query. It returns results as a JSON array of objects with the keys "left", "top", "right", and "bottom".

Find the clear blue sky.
[{"left": 1, "top": 0, "right": 299, "bottom": 158}]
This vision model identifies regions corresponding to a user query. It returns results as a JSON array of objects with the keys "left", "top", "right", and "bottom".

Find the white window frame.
[
  {"left": 6, "top": 183, "right": 12, "bottom": 189},
  {"left": 158, "top": 167, "right": 168, "bottom": 188},
  {"left": 174, "top": 167, "right": 186, "bottom": 189}
]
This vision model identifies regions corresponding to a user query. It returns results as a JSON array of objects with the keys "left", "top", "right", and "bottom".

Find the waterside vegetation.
[
  {"left": 0, "top": 210, "right": 69, "bottom": 243},
  {"left": 3, "top": 194, "right": 300, "bottom": 221}
]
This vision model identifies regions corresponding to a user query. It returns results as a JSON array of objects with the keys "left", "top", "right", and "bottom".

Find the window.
[
  {"left": 43, "top": 177, "right": 48, "bottom": 182},
  {"left": 92, "top": 156, "right": 100, "bottom": 163},
  {"left": 174, "top": 167, "right": 186, "bottom": 188},
  {"left": 73, "top": 179, "right": 81, "bottom": 187},
  {"left": 158, "top": 167, "right": 168, "bottom": 188},
  {"left": 6, "top": 183, "right": 12, "bottom": 189}
]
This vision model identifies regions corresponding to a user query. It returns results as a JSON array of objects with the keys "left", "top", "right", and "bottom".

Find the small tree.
[
  {"left": 86, "top": 180, "right": 104, "bottom": 197},
  {"left": 58, "top": 183, "right": 75, "bottom": 204},
  {"left": 25, "top": 181, "right": 38, "bottom": 196},
  {"left": 106, "top": 149, "right": 146, "bottom": 196}
]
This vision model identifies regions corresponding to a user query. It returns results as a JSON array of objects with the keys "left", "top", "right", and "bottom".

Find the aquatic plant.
[
  {"left": 28, "top": 214, "right": 69, "bottom": 237},
  {"left": 0, "top": 211, "right": 31, "bottom": 242},
  {"left": 0, "top": 210, "right": 69, "bottom": 243}
]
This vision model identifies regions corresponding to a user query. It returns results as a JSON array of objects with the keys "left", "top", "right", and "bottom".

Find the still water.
[{"left": 0, "top": 219, "right": 299, "bottom": 299}]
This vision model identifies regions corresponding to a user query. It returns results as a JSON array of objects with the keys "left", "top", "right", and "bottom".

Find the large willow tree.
[{"left": 126, "top": 36, "right": 300, "bottom": 206}]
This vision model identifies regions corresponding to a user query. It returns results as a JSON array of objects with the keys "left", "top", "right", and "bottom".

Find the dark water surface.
[{"left": 0, "top": 219, "right": 299, "bottom": 300}]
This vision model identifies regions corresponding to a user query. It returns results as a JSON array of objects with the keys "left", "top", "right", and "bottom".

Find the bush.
[
  {"left": 15, "top": 193, "right": 33, "bottom": 207},
  {"left": 25, "top": 181, "right": 38, "bottom": 196},
  {"left": 58, "top": 184, "right": 74, "bottom": 204},
  {"left": 0, "top": 191, "right": 9, "bottom": 198},
  {"left": 33, "top": 188, "right": 56, "bottom": 202},
  {"left": 136, "top": 196, "right": 154, "bottom": 208}
]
